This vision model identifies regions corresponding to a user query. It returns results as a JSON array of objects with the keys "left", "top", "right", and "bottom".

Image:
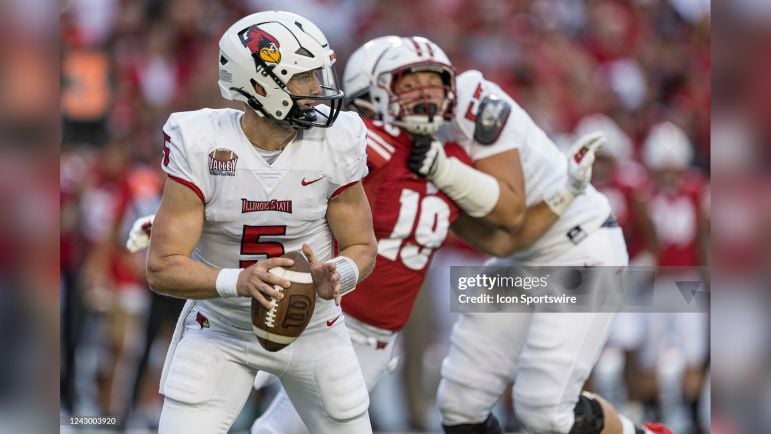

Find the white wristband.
[
  {"left": 327, "top": 256, "right": 359, "bottom": 296},
  {"left": 215, "top": 268, "right": 242, "bottom": 298},
  {"left": 432, "top": 157, "right": 501, "bottom": 218},
  {"left": 546, "top": 187, "right": 576, "bottom": 216}
]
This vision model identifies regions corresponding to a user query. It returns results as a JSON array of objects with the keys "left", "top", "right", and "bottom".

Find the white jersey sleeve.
[
  {"left": 323, "top": 111, "right": 368, "bottom": 197},
  {"left": 161, "top": 111, "right": 216, "bottom": 203},
  {"left": 450, "top": 70, "right": 528, "bottom": 161},
  {"left": 449, "top": 70, "right": 615, "bottom": 263}
]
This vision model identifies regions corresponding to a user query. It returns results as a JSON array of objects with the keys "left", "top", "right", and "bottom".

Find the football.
[{"left": 251, "top": 251, "right": 316, "bottom": 352}]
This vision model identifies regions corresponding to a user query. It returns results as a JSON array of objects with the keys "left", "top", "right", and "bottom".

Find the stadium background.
[{"left": 58, "top": 0, "right": 714, "bottom": 432}]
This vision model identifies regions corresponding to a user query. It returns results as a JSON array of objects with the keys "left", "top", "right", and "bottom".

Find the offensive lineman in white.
[
  {"left": 145, "top": 11, "right": 376, "bottom": 434},
  {"left": 413, "top": 61, "right": 670, "bottom": 434}
]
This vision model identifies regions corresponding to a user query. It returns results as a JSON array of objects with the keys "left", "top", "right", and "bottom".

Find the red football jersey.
[
  {"left": 648, "top": 169, "right": 709, "bottom": 267},
  {"left": 342, "top": 120, "right": 471, "bottom": 331},
  {"left": 595, "top": 160, "right": 652, "bottom": 259}
]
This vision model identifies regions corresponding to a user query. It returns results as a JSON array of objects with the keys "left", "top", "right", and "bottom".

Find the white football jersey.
[
  {"left": 161, "top": 108, "right": 367, "bottom": 330},
  {"left": 444, "top": 70, "right": 613, "bottom": 262}
]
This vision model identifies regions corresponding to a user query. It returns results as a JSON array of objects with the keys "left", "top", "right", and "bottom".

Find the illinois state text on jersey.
[{"left": 342, "top": 119, "right": 472, "bottom": 331}]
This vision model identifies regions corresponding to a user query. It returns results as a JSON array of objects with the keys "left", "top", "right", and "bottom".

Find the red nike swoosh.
[
  {"left": 326, "top": 315, "right": 341, "bottom": 327},
  {"left": 301, "top": 176, "right": 324, "bottom": 186}
]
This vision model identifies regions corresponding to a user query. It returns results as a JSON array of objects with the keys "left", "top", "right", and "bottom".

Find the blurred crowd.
[
  {"left": 711, "top": 1, "right": 771, "bottom": 433},
  {"left": 56, "top": 0, "right": 719, "bottom": 433}
]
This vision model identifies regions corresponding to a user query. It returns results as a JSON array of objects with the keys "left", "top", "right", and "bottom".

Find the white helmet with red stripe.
[
  {"left": 642, "top": 121, "right": 694, "bottom": 170},
  {"left": 369, "top": 36, "right": 456, "bottom": 135},
  {"left": 342, "top": 36, "right": 402, "bottom": 117}
]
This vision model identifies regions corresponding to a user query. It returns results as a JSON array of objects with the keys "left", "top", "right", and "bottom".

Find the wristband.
[
  {"left": 546, "top": 187, "right": 576, "bottom": 216},
  {"left": 327, "top": 256, "right": 359, "bottom": 296},
  {"left": 215, "top": 268, "right": 242, "bottom": 298}
]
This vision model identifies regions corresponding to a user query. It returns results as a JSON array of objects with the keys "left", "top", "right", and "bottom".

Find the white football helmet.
[
  {"left": 218, "top": 11, "right": 343, "bottom": 129},
  {"left": 642, "top": 121, "right": 694, "bottom": 170},
  {"left": 369, "top": 36, "right": 456, "bottom": 135},
  {"left": 342, "top": 35, "right": 402, "bottom": 117}
]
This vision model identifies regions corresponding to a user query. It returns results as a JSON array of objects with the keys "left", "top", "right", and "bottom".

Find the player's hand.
[
  {"left": 126, "top": 214, "right": 155, "bottom": 253},
  {"left": 565, "top": 132, "right": 605, "bottom": 195},
  {"left": 302, "top": 243, "right": 341, "bottom": 305},
  {"left": 237, "top": 257, "right": 294, "bottom": 309},
  {"left": 407, "top": 135, "right": 447, "bottom": 180}
]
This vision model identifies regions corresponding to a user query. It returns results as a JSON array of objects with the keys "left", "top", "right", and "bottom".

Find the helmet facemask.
[
  {"left": 284, "top": 65, "right": 344, "bottom": 129},
  {"left": 378, "top": 64, "right": 455, "bottom": 135},
  {"left": 237, "top": 52, "right": 343, "bottom": 130}
]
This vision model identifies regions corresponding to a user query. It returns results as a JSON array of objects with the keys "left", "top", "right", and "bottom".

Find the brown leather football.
[{"left": 251, "top": 251, "right": 316, "bottom": 352}]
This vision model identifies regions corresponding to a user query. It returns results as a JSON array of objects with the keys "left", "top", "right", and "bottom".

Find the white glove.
[
  {"left": 126, "top": 214, "right": 155, "bottom": 253},
  {"left": 566, "top": 132, "right": 605, "bottom": 195},
  {"left": 547, "top": 132, "right": 605, "bottom": 216}
]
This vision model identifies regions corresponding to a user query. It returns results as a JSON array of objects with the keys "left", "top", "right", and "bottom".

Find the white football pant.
[
  {"left": 157, "top": 302, "right": 372, "bottom": 434},
  {"left": 438, "top": 226, "right": 628, "bottom": 434},
  {"left": 250, "top": 314, "right": 398, "bottom": 434}
]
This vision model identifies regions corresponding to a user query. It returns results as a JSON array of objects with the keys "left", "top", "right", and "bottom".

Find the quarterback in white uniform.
[{"left": 146, "top": 11, "right": 376, "bottom": 434}]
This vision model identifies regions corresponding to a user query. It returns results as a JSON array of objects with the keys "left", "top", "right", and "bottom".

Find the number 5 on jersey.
[
  {"left": 377, "top": 188, "right": 451, "bottom": 270},
  {"left": 239, "top": 225, "right": 286, "bottom": 267}
]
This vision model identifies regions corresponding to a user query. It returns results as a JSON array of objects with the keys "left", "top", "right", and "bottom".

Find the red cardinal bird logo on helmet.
[{"left": 240, "top": 25, "right": 281, "bottom": 64}]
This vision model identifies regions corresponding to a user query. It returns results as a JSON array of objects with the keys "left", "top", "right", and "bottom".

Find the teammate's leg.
[
  {"left": 512, "top": 311, "right": 618, "bottom": 433},
  {"left": 512, "top": 227, "right": 645, "bottom": 434},
  {"left": 438, "top": 312, "right": 531, "bottom": 433}
]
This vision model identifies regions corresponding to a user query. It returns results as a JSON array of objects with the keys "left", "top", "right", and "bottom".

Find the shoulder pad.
[{"left": 473, "top": 94, "right": 511, "bottom": 145}]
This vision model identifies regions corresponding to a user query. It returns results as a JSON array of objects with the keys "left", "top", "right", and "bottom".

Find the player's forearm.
[
  {"left": 337, "top": 242, "right": 377, "bottom": 282},
  {"left": 452, "top": 201, "right": 555, "bottom": 257},
  {"left": 497, "top": 201, "right": 558, "bottom": 253},
  {"left": 428, "top": 157, "right": 526, "bottom": 231},
  {"left": 481, "top": 183, "right": 526, "bottom": 232},
  {"left": 146, "top": 253, "right": 222, "bottom": 299},
  {"left": 451, "top": 215, "right": 512, "bottom": 257}
]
